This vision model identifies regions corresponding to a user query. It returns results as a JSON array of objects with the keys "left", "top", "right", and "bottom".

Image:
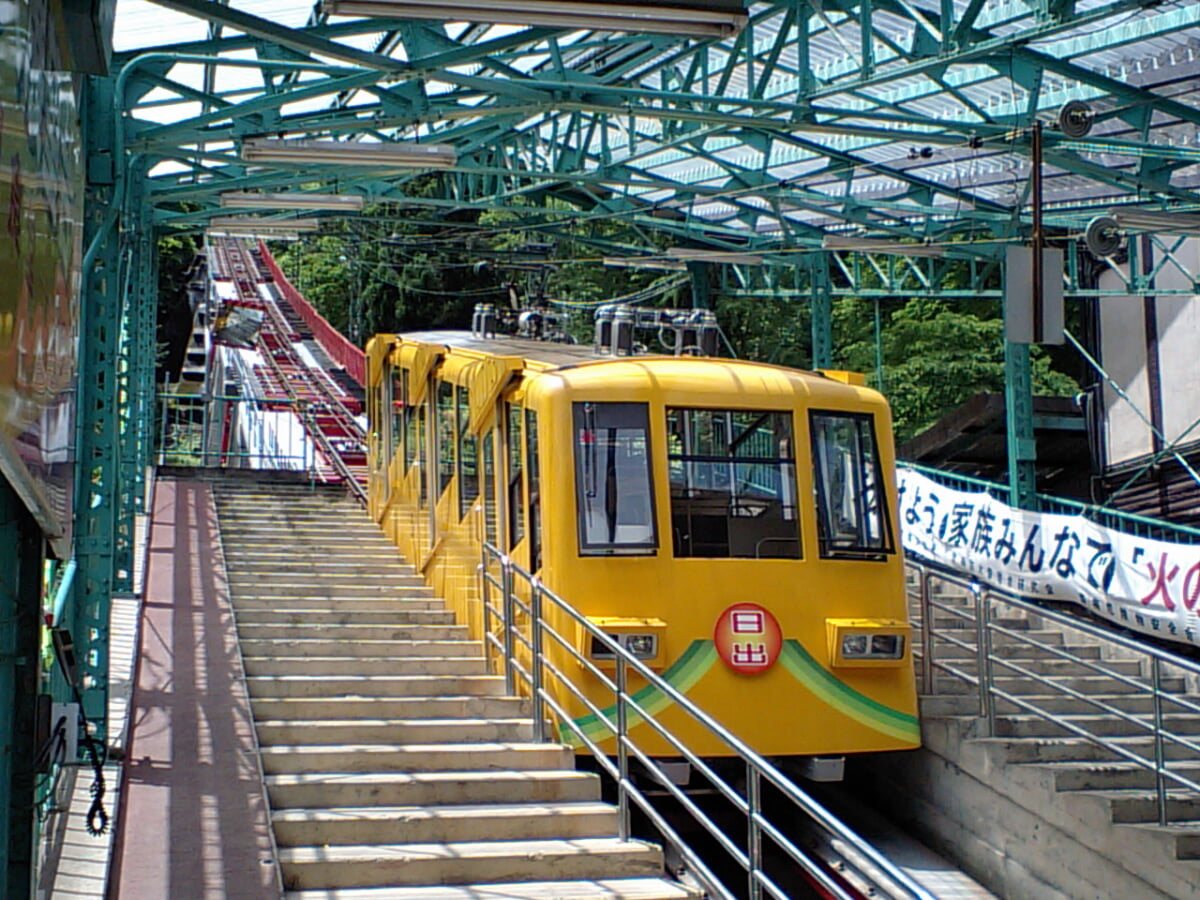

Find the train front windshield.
[
  {"left": 574, "top": 402, "right": 658, "bottom": 555},
  {"left": 667, "top": 408, "right": 800, "bottom": 559}
]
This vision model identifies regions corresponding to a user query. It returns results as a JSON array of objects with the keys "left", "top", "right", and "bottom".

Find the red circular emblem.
[{"left": 714, "top": 602, "right": 782, "bottom": 674}]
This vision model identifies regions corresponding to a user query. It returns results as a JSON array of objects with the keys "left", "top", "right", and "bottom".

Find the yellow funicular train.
[{"left": 365, "top": 324, "right": 918, "bottom": 769}]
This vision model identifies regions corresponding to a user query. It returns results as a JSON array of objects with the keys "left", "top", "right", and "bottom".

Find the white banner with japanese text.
[{"left": 898, "top": 469, "right": 1200, "bottom": 647}]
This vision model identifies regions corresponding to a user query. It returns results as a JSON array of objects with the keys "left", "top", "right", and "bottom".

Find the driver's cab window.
[{"left": 809, "top": 411, "right": 893, "bottom": 558}]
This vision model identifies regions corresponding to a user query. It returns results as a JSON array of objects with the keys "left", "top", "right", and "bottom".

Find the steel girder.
[{"left": 101, "top": 0, "right": 1200, "bottom": 525}]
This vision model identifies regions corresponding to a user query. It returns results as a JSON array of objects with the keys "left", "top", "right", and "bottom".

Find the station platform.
[{"left": 108, "top": 479, "right": 278, "bottom": 898}]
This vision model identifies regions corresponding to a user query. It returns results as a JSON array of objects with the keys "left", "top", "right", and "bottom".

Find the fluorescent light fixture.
[
  {"left": 241, "top": 138, "right": 457, "bottom": 169},
  {"left": 209, "top": 231, "right": 305, "bottom": 242},
  {"left": 220, "top": 191, "right": 365, "bottom": 212},
  {"left": 822, "top": 234, "right": 945, "bottom": 258},
  {"left": 1108, "top": 208, "right": 1200, "bottom": 235},
  {"left": 603, "top": 257, "right": 687, "bottom": 272},
  {"left": 666, "top": 248, "right": 764, "bottom": 265},
  {"left": 321, "top": 0, "right": 745, "bottom": 37},
  {"left": 209, "top": 216, "right": 321, "bottom": 232}
]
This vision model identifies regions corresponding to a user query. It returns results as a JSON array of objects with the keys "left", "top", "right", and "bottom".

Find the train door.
[
  {"left": 456, "top": 384, "right": 479, "bottom": 521},
  {"left": 526, "top": 406, "right": 541, "bottom": 572},
  {"left": 504, "top": 400, "right": 525, "bottom": 556}
]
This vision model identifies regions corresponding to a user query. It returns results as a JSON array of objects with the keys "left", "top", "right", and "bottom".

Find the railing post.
[
  {"left": 502, "top": 558, "right": 516, "bottom": 696},
  {"left": 616, "top": 656, "right": 630, "bottom": 841},
  {"left": 973, "top": 581, "right": 995, "bottom": 733},
  {"left": 480, "top": 546, "right": 492, "bottom": 669},
  {"left": 919, "top": 568, "right": 934, "bottom": 695},
  {"left": 747, "top": 763, "right": 763, "bottom": 900},
  {"left": 1152, "top": 657, "right": 1168, "bottom": 826},
  {"left": 531, "top": 577, "right": 547, "bottom": 742}
]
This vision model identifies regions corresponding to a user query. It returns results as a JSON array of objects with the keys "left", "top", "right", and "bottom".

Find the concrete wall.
[{"left": 1099, "top": 238, "right": 1200, "bottom": 467}]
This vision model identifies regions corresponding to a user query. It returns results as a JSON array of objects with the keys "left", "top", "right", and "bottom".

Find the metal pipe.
[
  {"left": 1153, "top": 657, "right": 1168, "bottom": 826},
  {"left": 501, "top": 558, "right": 515, "bottom": 695},
  {"left": 531, "top": 578, "right": 547, "bottom": 742},
  {"left": 919, "top": 570, "right": 934, "bottom": 695},
  {"left": 1031, "top": 120, "right": 1044, "bottom": 344},
  {"left": 617, "top": 657, "right": 630, "bottom": 841},
  {"left": 747, "top": 764, "right": 763, "bottom": 900}
]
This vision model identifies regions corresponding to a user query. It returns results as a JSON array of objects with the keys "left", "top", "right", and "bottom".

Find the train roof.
[
  {"left": 398, "top": 330, "right": 601, "bottom": 368},
  {"left": 392, "top": 330, "right": 885, "bottom": 409}
]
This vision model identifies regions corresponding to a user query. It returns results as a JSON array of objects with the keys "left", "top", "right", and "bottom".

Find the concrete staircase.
[
  {"left": 212, "top": 480, "right": 691, "bottom": 900},
  {"left": 862, "top": 570, "right": 1200, "bottom": 900}
]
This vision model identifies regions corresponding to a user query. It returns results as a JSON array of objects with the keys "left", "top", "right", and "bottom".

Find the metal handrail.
[
  {"left": 909, "top": 558, "right": 1200, "bottom": 826},
  {"left": 479, "top": 542, "right": 939, "bottom": 900}
]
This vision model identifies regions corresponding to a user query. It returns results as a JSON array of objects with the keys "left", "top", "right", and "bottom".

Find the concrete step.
[
  {"left": 265, "top": 770, "right": 601, "bottom": 809},
  {"left": 225, "top": 585, "right": 432, "bottom": 600},
  {"left": 272, "top": 801, "right": 618, "bottom": 846},
  {"left": 276, "top": 838, "right": 664, "bottom": 891},
  {"left": 234, "top": 597, "right": 440, "bottom": 611},
  {"left": 1120, "top": 822, "right": 1200, "bottom": 860},
  {"left": 1102, "top": 790, "right": 1200, "bottom": 824},
  {"left": 224, "top": 549, "right": 407, "bottom": 562},
  {"left": 246, "top": 674, "right": 506, "bottom": 699},
  {"left": 986, "top": 735, "right": 1200, "bottom": 765},
  {"left": 927, "top": 615, "right": 1036, "bottom": 631},
  {"left": 1031, "top": 761, "right": 1200, "bottom": 793},
  {"left": 933, "top": 641, "right": 1100, "bottom": 660},
  {"left": 243, "top": 656, "right": 489, "bottom": 677},
  {"left": 285, "top": 877, "right": 697, "bottom": 900},
  {"left": 251, "top": 696, "right": 527, "bottom": 721},
  {"left": 237, "top": 623, "right": 468, "bottom": 642},
  {"left": 929, "top": 658, "right": 1146, "bottom": 677},
  {"left": 228, "top": 562, "right": 417, "bottom": 576},
  {"left": 929, "top": 674, "right": 1186, "bottom": 696},
  {"left": 239, "top": 639, "right": 483, "bottom": 658},
  {"left": 222, "top": 538, "right": 398, "bottom": 552},
  {"left": 921, "top": 693, "right": 1185, "bottom": 717},
  {"left": 236, "top": 609, "right": 456, "bottom": 626},
  {"left": 259, "top": 742, "right": 574, "bottom": 775},
  {"left": 254, "top": 717, "right": 539, "bottom": 745},
  {"left": 220, "top": 525, "right": 390, "bottom": 538},
  {"left": 990, "top": 713, "right": 1200, "bottom": 739}
]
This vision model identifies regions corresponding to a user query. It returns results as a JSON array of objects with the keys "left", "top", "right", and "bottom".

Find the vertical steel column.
[
  {"left": 71, "top": 75, "right": 124, "bottom": 741},
  {"left": 1003, "top": 265, "right": 1039, "bottom": 510},
  {"left": 131, "top": 171, "right": 158, "bottom": 510},
  {"left": 686, "top": 260, "right": 710, "bottom": 309},
  {"left": 0, "top": 479, "right": 46, "bottom": 898},
  {"left": 113, "top": 161, "right": 150, "bottom": 592},
  {"left": 808, "top": 256, "right": 832, "bottom": 370}
]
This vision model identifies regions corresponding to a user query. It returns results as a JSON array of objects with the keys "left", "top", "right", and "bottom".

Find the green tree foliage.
[
  {"left": 831, "top": 295, "right": 1078, "bottom": 440},
  {"left": 155, "top": 230, "right": 199, "bottom": 381}
]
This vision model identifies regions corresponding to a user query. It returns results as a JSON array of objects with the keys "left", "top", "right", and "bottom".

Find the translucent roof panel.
[{"left": 114, "top": 0, "right": 1200, "bottom": 249}]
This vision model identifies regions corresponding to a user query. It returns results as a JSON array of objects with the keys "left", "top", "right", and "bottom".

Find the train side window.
[
  {"left": 390, "top": 366, "right": 405, "bottom": 472},
  {"left": 436, "top": 380, "right": 455, "bottom": 500},
  {"left": 482, "top": 430, "right": 497, "bottom": 546},
  {"left": 527, "top": 409, "right": 541, "bottom": 571},
  {"left": 404, "top": 371, "right": 418, "bottom": 472},
  {"left": 809, "top": 411, "right": 894, "bottom": 558},
  {"left": 416, "top": 397, "right": 427, "bottom": 506},
  {"left": 667, "top": 408, "right": 800, "bottom": 559},
  {"left": 458, "top": 386, "right": 479, "bottom": 519},
  {"left": 506, "top": 403, "right": 524, "bottom": 549},
  {"left": 574, "top": 402, "right": 658, "bottom": 556}
]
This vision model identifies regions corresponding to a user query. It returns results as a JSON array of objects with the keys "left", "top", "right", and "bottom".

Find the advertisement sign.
[{"left": 898, "top": 469, "right": 1200, "bottom": 646}]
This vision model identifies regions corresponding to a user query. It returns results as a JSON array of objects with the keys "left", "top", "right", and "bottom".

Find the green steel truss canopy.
[{"left": 109, "top": 0, "right": 1200, "bottom": 267}]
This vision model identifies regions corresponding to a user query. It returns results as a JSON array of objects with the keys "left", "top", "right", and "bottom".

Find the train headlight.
[
  {"left": 841, "top": 633, "right": 869, "bottom": 657},
  {"left": 624, "top": 634, "right": 659, "bottom": 659},
  {"left": 839, "top": 632, "right": 904, "bottom": 660},
  {"left": 827, "top": 619, "right": 910, "bottom": 667},
  {"left": 586, "top": 617, "right": 667, "bottom": 668}
]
